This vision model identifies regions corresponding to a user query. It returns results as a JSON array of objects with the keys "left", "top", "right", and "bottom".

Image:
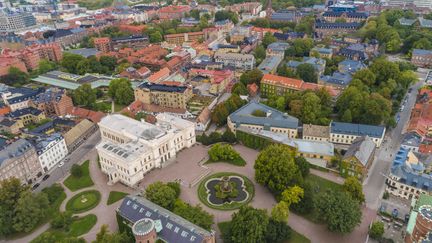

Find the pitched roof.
[
  {"left": 261, "top": 74, "right": 303, "bottom": 89},
  {"left": 303, "top": 124, "right": 330, "bottom": 138},
  {"left": 229, "top": 101, "right": 299, "bottom": 129},
  {"left": 147, "top": 67, "right": 170, "bottom": 83},
  {"left": 330, "top": 121, "right": 385, "bottom": 138},
  {"left": 118, "top": 195, "right": 213, "bottom": 243},
  {"left": 343, "top": 136, "right": 376, "bottom": 166}
]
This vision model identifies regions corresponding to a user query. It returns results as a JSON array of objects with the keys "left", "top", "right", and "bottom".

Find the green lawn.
[
  {"left": 287, "top": 229, "right": 310, "bottom": 243},
  {"left": 66, "top": 190, "right": 101, "bottom": 213},
  {"left": 301, "top": 174, "right": 343, "bottom": 223},
  {"left": 68, "top": 214, "right": 97, "bottom": 237},
  {"left": 107, "top": 191, "right": 129, "bottom": 205},
  {"left": 63, "top": 160, "right": 94, "bottom": 191},
  {"left": 31, "top": 214, "right": 97, "bottom": 242},
  {"left": 205, "top": 157, "right": 246, "bottom": 166}
]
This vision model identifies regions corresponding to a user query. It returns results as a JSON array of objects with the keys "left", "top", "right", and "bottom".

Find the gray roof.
[
  {"left": 330, "top": 121, "right": 385, "bottom": 138},
  {"left": 0, "top": 139, "right": 34, "bottom": 167},
  {"left": 257, "top": 56, "right": 283, "bottom": 74},
  {"left": 117, "top": 195, "right": 213, "bottom": 243},
  {"left": 402, "top": 132, "right": 422, "bottom": 148},
  {"left": 343, "top": 136, "right": 376, "bottom": 166},
  {"left": 267, "top": 42, "right": 290, "bottom": 52},
  {"left": 399, "top": 18, "right": 416, "bottom": 26},
  {"left": 68, "top": 48, "right": 99, "bottom": 58},
  {"left": 413, "top": 49, "right": 432, "bottom": 56},
  {"left": 229, "top": 101, "right": 299, "bottom": 129}
]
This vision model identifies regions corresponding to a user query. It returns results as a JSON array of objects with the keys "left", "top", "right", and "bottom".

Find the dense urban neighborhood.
[{"left": 0, "top": 0, "right": 432, "bottom": 242}]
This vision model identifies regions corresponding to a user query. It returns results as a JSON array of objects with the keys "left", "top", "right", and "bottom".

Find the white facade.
[
  {"left": 36, "top": 135, "right": 68, "bottom": 172},
  {"left": 214, "top": 51, "right": 255, "bottom": 70},
  {"left": 330, "top": 132, "right": 384, "bottom": 147},
  {"left": 96, "top": 114, "right": 196, "bottom": 187}
]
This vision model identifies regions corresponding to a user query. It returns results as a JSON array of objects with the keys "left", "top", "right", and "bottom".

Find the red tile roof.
[
  {"left": 262, "top": 74, "right": 303, "bottom": 89},
  {"left": 148, "top": 67, "right": 170, "bottom": 83},
  {"left": 66, "top": 107, "right": 106, "bottom": 123}
]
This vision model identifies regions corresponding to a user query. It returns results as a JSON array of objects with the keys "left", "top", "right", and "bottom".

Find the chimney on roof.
[{"left": 266, "top": 110, "right": 272, "bottom": 117}]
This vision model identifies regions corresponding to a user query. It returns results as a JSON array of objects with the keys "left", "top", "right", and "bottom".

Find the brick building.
[
  {"left": 164, "top": 32, "right": 204, "bottom": 45},
  {"left": 314, "top": 22, "right": 362, "bottom": 38},
  {"left": 158, "top": 5, "right": 191, "bottom": 20},
  {"left": 94, "top": 37, "right": 113, "bottom": 53},
  {"left": 0, "top": 43, "right": 62, "bottom": 71},
  {"left": 134, "top": 82, "right": 193, "bottom": 109},
  {"left": 0, "top": 56, "right": 27, "bottom": 76},
  {"left": 32, "top": 89, "right": 74, "bottom": 116},
  {"left": 411, "top": 49, "right": 432, "bottom": 68}
]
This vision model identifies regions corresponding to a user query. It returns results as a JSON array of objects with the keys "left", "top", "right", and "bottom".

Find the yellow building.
[
  {"left": 134, "top": 82, "right": 193, "bottom": 109},
  {"left": 7, "top": 107, "right": 46, "bottom": 126}
]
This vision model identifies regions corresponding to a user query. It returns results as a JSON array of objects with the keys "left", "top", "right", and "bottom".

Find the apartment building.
[
  {"left": 0, "top": 56, "right": 27, "bottom": 76},
  {"left": 1, "top": 43, "right": 62, "bottom": 71},
  {"left": 7, "top": 107, "right": 46, "bottom": 126},
  {"left": 32, "top": 89, "right": 73, "bottom": 116},
  {"left": 96, "top": 114, "right": 196, "bottom": 186},
  {"left": 228, "top": 101, "right": 299, "bottom": 138},
  {"left": 260, "top": 74, "right": 339, "bottom": 98},
  {"left": 386, "top": 147, "right": 432, "bottom": 200},
  {"left": 341, "top": 136, "right": 376, "bottom": 180},
  {"left": 189, "top": 69, "right": 234, "bottom": 94},
  {"left": 314, "top": 22, "right": 362, "bottom": 38},
  {"left": 330, "top": 121, "right": 386, "bottom": 147},
  {"left": 0, "top": 10, "right": 36, "bottom": 32},
  {"left": 158, "top": 5, "right": 191, "bottom": 20},
  {"left": 134, "top": 82, "right": 193, "bottom": 110},
  {"left": 164, "top": 32, "right": 204, "bottom": 45},
  {"left": 302, "top": 124, "right": 330, "bottom": 142},
  {"left": 31, "top": 133, "right": 68, "bottom": 172},
  {"left": 411, "top": 49, "right": 432, "bottom": 68},
  {"left": 94, "top": 37, "right": 112, "bottom": 53},
  {"left": 214, "top": 51, "right": 255, "bottom": 71},
  {"left": 0, "top": 139, "right": 42, "bottom": 184},
  {"left": 322, "top": 11, "right": 368, "bottom": 23}
]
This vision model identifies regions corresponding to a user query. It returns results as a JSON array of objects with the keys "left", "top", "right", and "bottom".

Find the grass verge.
[
  {"left": 64, "top": 160, "right": 94, "bottom": 192},
  {"left": 66, "top": 190, "right": 101, "bottom": 214},
  {"left": 107, "top": 191, "right": 128, "bottom": 205}
]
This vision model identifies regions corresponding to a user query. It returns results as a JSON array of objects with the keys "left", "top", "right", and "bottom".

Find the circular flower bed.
[
  {"left": 66, "top": 190, "right": 101, "bottom": 213},
  {"left": 198, "top": 172, "right": 254, "bottom": 210}
]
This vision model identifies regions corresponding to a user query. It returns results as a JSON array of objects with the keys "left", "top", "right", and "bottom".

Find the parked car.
[
  {"left": 42, "top": 174, "right": 50, "bottom": 181},
  {"left": 32, "top": 183, "right": 40, "bottom": 190},
  {"left": 58, "top": 161, "right": 64, "bottom": 168}
]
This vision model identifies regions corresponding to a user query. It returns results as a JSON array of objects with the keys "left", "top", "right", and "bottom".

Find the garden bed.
[
  {"left": 66, "top": 190, "right": 101, "bottom": 213},
  {"left": 198, "top": 172, "right": 254, "bottom": 210}
]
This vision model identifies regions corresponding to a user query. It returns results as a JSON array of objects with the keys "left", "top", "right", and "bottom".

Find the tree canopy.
[
  {"left": 343, "top": 177, "right": 365, "bottom": 203},
  {"left": 72, "top": 84, "right": 97, "bottom": 107},
  {"left": 230, "top": 206, "right": 269, "bottom": 243},
  {"left": 108, "top": 78, "right": 134, "bottom": 105},
  {"left": 316, "top": 190, "right": 362, "bottom": 233},
  {"left": 145, "top": 181, "right": 178, "bottom": 210},
  {"left": 296, "top": 63, "right": 317, "bottom": 83},
  {"left": 254, "top": 144, "right": 303, "bottom": 195}
]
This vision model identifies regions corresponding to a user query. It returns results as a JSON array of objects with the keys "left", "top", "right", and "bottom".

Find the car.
[
  {"left": 58, "top": 161, "right": 64, "bottom": 168},
  {"left": 32, "top": 183, "right": 40, "bottom": 190},
  {"left": 408, "top": 88, "right": 412, "bottom": 93},
  {"left": 42, "top": 174, "right": 50, "bottom": 181}
]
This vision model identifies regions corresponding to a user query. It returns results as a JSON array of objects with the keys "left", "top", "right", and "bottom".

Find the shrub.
[
  {"left": 369, "top": 221, "right": 384, "bottom": 240},
  {"left": 51, "top": 211, "right": 73, "bottom": 230},
  {"left": 71, "top": 164, "right": 83, "bottom": 177},
  {"left": 208, "top": 143, "right": 246, "bottom": 166}
]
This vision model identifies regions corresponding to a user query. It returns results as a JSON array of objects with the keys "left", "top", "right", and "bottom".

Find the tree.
[
  {"left": 254, "top": 144, "right": 303, "bottom": 195},
  {"left": 13, "top": 190, "right": 49, "bottom": 233},
  {"left": 240, "top": 69, "right": 263, "bottom": 86},
  {"left": 262, "top": 32, "right": 277, "bottom": 48},
  {"left": 343, "top": 177, "right": 365, "bottom": 203},
  {"left": 73, "top": 84, "right": 96, "bottom": 107},
  {"left": 370, "top": 58, "right": 400, "bottom": 85},
  {"left": 290, "top": 182, "right": 314, "bottom": 214},
  {"left": 61, "top": 52, "right": 86, "bottom": 74},
  {"left": 369, "top": 221, "right": 384, "bottom": 240},
  {"left": 145, "top": 181, "right": 178, "bottom": 210},
  {"left": 51, "top": 211, "right": 73, "bottom": 230},
  {"left": 215, "top": 10, "right": 238, "bottom": 24},
  {"left": 149, "top": 31, "right": 163, "bottom": 43},
  {"left": 288, "top": 38, "right": 314, "bottom": 57},
  {"left": 167, "top": 182, "right": 181, "bottom": 198},
  {"left": 232, "top": 82, "right": 248, "bottom": 95},
  {"left": 316, "top": 190, "right": 362, "bottom": 233},
  {"left": 108, "top": 78, "right": 134, "bottom": 105},
  {"left": 253, "top": 45, "right": 266, "bottom": 64},
  {"left": 265, "top": 219, "right": 291, "bottom": 243},
  {"left": 230, "top": 206, "right": 269, "bottom": 243},
  {"left": 71, "top": 164, "right": 83, "bottom": 177},
  {"left": 32, "top": 232, "right": 57, "bottom": 243},
  {"left": 352, "top": 69, "right": 376, "bottom": 86},
  {"left": 99, "top": 56, "right": 117, "bottom": 74},
  {"left": 294, "top": 157, "right": 310, "bottom": 178},
  {"left": 38, "top": 59, "right": 57, "bottom": 74},
  {"left": 93, "top": 225, "right": 132, "bottom": 243},
  {"left": 271, "top": 201, "right": 289, "bottom": 223},
  {"left": 0, "top": 178, "right": 27, "bottom": 236},
  {"left": 2, "top": 67, "right": 29, "bottom": 87},
  {"left": 173, "top": 200, "right": 214, "bottom": 230},
  {"left": 296, "top": 63, "right": 317, "bottom": 83}
]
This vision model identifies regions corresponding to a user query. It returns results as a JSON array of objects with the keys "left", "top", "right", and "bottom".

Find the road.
[
  {"left": 363, "top": 71, "right": 426, "bottom": 210},
  {"left": 34, "top": 130, "right": 101, "bottom": 193}
]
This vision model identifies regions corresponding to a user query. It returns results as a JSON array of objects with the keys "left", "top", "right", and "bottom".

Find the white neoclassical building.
[
  {"left": 34, "top": 133, "right": 68, "bottom": 172},
  {"left": 96, "top": 113, "right": 196, "bottom": 187}
]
